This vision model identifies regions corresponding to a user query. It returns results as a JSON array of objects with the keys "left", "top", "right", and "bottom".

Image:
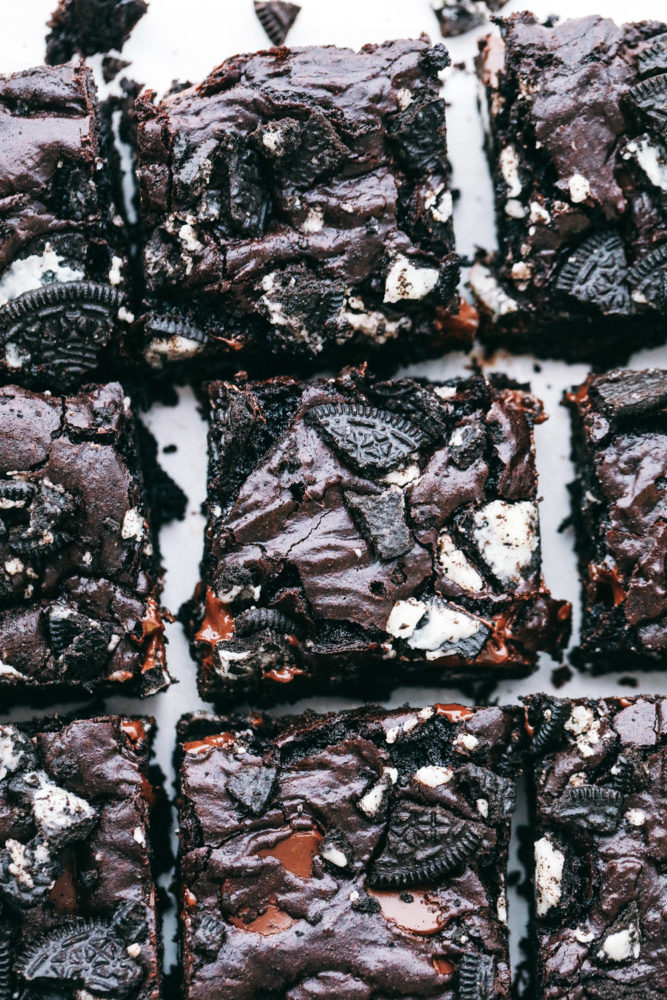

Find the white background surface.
[{"left": 4, "top": 0, "right": 667, "bottom": 985}]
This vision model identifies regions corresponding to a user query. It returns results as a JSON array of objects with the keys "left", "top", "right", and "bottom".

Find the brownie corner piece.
[
  {"left": 0, "top": 62, "right": 134, "bottom": 391},
  {"left": 0, "top": 381, "right": 171, "bottom": 700},
  {"left": 0, "top": 713, "right": 164, "bottom": 999},
  {"left": 46, "top": 0, "right": 148, "bottom": 64},
  {"left": 474, "top": 15, "right": 667, "bottom": 362},
  {"left": 524, "top": 694, "right": 667, "bottom": 998},
  {"left": 566, "top": 367, "right": 667, "bottom": 671},
  {"left": 188, "top": 369, "right": 570, "bottom": 705},
  {"left": 177, "top": 703, "right": 521, "bottom": 1000},
  {"left": 135, "top": 38, "right": 470, "bottom": 375}
]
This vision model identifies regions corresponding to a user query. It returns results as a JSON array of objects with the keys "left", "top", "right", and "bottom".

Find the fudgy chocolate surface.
[
  {"left": 474, "top": 15, "right": 667, "bottom": 362},
  {"left": 525, "top": 695, "right": 667, "bottom": 999},
  {"left": 46, "top": 0, "right": 148, "bottom": 63},
  {"left": 566, "top": 369, "right": 667, "bottom": 671},
  {"left": 0, "top": 382, "right": 170, "bottom": 699},
  {"left": 135, "top": 39, "right": 469, "bottom": 375},
  {"left": 188, "top": 368, "right": 570, "bottom": 704},
  {"left": 0, "top": 63, "right": 133, "bottom": 390},
  {"left": 178, "top": 703, "right": 521, "bottom": 1000},
  {"left": 0, "top": 714, "right": 163, "bottom": 1000}
]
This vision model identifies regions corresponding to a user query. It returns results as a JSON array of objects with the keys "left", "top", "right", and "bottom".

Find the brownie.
[
  {"left": 0, "top": 714, "right": 163, "bottom": 1000},
  {"left": 254, "top": 1, "right": 300, "bottom": 46},
  {"left": 187, "top": 368, "right": 570, "bottom": 704},
  {"left": 0, "top": 64, "right": 133, "bottom": 391},
  {"left": 134, "top": 38, "right": 470, "bottom": 376},
  {"left": 0, "top": 382, "right": 171, "bottom": 700},
  {"left": 525, "top": 694, "right": 667, "bottom": 998},
  {"left": 432, "top": 0, "right": 509, "bottom": 39},
  {"left": 177, "top": 703, "right": 521, "bottom": 1000},
  {"left": 46, "top": 0, "right": 148, "bottom": 64},
  {"left": 565, "top": 368, "right": 667, "bottom": 672},
  {"left": 474, "top": 15, "right": 667, "bottom": 363}
]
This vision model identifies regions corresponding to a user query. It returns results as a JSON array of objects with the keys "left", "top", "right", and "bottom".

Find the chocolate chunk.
[
  {"left": 253, "top": 1, "right": 300, "bottom": 46},
  {"left": 344, "top": 488, "right": 412, "bottom": 561},
  {"left": 369, "top": 801, "right": 485, "bottom": 888},
  {"left": 589, "top": 368, "right": 667, "bottom": 420}
]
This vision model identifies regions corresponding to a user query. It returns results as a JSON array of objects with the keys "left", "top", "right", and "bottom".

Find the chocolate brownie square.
[
  {"left": 566, "top": 368, "right": 667, "bottom": 671},
  {"left": 135, "top": 39, "right": 470, "bottom": 375},
  {"left": 178, "top": 703, "right": 521, "bottom": 1000},
  {"left": 0, "top": 382, "right": 171, "bottom": 700},
  {"left": 0, "top": 714, "right": 164, "bottom": 1000},
  {"left": 525, "top": 695, "right": 667, "bottom": 998},
  {"left": 187, "top": 368, "right": 570, "bottom": 704},
  {"left": 0, "top": 64, "right": 134, "bottom": 391},
  {"left": 474, "top": 15, "right": 667, "bottom": 362}
]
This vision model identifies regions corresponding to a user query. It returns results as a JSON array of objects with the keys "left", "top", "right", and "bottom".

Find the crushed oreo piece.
[
  {"left": 0, "top": 837, "right": 60, "bottom": 908},
  {"left": 47, "top": 607, "right": 113, "bottom": 688},
  {"left": 308, "top": 403, "right": 426, "bottom": 476},
  {"left": 14, "top": 912, "right": 144, "bottom": 997},
  {"left": 637, "top": 33, "right": 667, "bottom": 78},
  {"left": 235, "top": 608, "right": 302, "bottom": 639},
  {"left": 227, "top": 765, "right": 277, "bottom": 816},
  {"left": 449, "top": 423, "right": 486, "bottom": 469},
  {"left": 253, "top": 1, "right": 300, "bottom": 46},
  {"left": 46, "top": 0, "right": 148, "bottom": 63},
  {"left": 531, "top": 699, "right": 570, "bottom": 756},
  {"left": 192, "top": 913, "right": 227, "bottom": 959},
  {"left": 0, "top": 726, "right": 38, "bottom": 782},
  {"left": 627, "top": 243, "right": 667, "bottom": 313},
  {"left": 628, "top": 74, "right": 667, "bottom": 138},
  {"left": 369, "top": 801, "right": 485, "bottom": 888},
  {"left": 589, "top": 369, "right": 667, "bottom": 420},
  {"left": 458, "top": 952, "right": 494, "bottom": 1000},
  {"left": 556, "top": 234, "right": 632, "bottom": 314},
  {"left": 552, "top": 785, "right": 623, "bottom": 834},
  {"left": 344, "top": 488, "right": 412, "bottom": 561},
  {"left": 388, "top": 98, "right": 448, "bottom": 174},
  {"left": 458, "top": 764, "right": 516, "bottom": 823}
]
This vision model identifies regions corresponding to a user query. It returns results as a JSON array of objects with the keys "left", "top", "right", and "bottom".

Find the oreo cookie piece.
[
  {"left": 253, "top": 1, "right": 300, "bottom": 46},
  {"left": 0, "top": 64, "right": 134, "bottom": 391},
  {"left": 46, "top": 0, "right": 148, "bottom": 63},
  {"left": 177, "top": 703, "right": 520, "bottom": 1000},
  {"left": 188, "top": 369, "right": 569, "bottom": 706},
  {"left": 432, "top": 0, "right": 509, "bottom": 39}
]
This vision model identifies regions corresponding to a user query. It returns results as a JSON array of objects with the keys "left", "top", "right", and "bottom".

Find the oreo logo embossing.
[{"left": 308, "top": 403, "right": 426, "bottom": 475}]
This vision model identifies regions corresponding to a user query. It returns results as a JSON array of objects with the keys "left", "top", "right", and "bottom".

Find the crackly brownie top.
[
  {"left": 136, "top": 38, "right": 459, "bottom": 359},
  {"left": 526, "top": 695, "right": 667, "bottom": 996},
  {"left": 179, "top": 704, "right": 520, "bottom": 1000},
  {"left": 0, "top": 383, "right": 154, "bottom": 605},
  {"left": 0, "top": 715, "right": 160, "bottom": 1000},
  {"left": 567, "top": 369, "right": 667, "bottom": 654},
  {"left": 46, "top": 0, "right": 148, "bottom": 64},
  {"left": 479, "top": 15, "right": 667, "bottom": 319},
  {"left": 198, "top": 369, "right": 568, "bottom": 688}
]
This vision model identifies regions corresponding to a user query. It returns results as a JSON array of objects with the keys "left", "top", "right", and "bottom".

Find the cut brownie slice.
[
  {"left": 0, "top": 714, "right": 164, "bottom": 1000},
  {"left": 474, "top": 15, "right": 667, "bottom": 362},
  {"left": 187, "top": 368, "right": 570, "bottom": 704},
  {"left": 525, "top": 695, "right": 667, "bottom": 998},
  {"left": 566, "top": 368, "right": 667, "bottom": 671},
  {"left": 0, "top": 64, "right": 134, "bottom": 391},
  {"left": 0, "top": 382, "right": 171, "bottom": 700},
  {"left": 46, "top": 0, "right": 148, "bottom": 64},
  {"left": 135, "top": 38, "right": 470, "bottom": 376},
  {"left": 178, "top": 703, "right": 521, "bottom": 1000}
]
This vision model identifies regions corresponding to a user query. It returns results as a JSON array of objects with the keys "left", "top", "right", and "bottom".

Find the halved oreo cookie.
[
  {"left": 308, "top": 403, "right": 426, "bottom": 475},
  {"left": 556, "top": 234, "right": 632, "bottom": 314}
]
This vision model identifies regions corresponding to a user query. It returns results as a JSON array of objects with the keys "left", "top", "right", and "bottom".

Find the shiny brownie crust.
[
  {"left": 0, "top": 382, "right": 170, "bottom": 699},
  {"left": 525, "top": 695, "right": 667, "bottom": 998},
  {"left": 0, "top": 64, "right": 133, "bottom": 390},
  {"left": 177, "top": 703, "right": 521, "bottom": 1000},
  {"left": 187, "top": 368, "right": 570, "bottom": 704},
  {"left": 135, "top": 38, "right": 470, "bottom": 375},
  {"left": 474, "top": 15, "right": 667, "bottom": 363},
  {"left": 0, "top": 714, "right": 163, "bottom": 1000},
  {"left": 566, "top": 368, "right": 667, "bottom": 670}
]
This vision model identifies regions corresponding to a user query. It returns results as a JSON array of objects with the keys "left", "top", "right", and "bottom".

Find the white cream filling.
[
  {"left": 0, "top": 246, "right": 85, "bottom": 305},
  {"left": 472, "top": 500, "right": 538, "bottom": 585},
  {"left": 534, "top": 836, "right": 565, "bottom": 916},
  {"left": 436, "top": 531, "right": 484, "bottom": 592},
  {"left": 384, "top": 255, "right": 439, "bottom": 303}
]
